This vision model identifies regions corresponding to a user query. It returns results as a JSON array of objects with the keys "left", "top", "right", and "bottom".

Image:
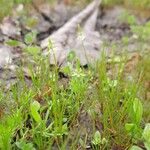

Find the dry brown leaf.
[
  {"left": 63, "top": 0, "right": 72, "bottom": 5},
  {"left": 125, "top": 52, "right": 141, "bottom": 73},
  {"left": 0, "top": 106, "right": 4, "bottom": 119},
  {"left": 144, "top": 80, "right": 150, "bottom": 99},
  {"left": 34, "top": 84, "right": 52, "bottom": 104},
  {"left": 144, "top": 80, "right": 150, "bottom": 90}
]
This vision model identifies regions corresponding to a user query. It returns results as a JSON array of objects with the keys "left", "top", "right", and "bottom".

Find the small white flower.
[
  {"left": 77, "top": 32, "right": 85, "bottom": 41},
  {"left": 107, "top": 78, "right": 118, "bottom": 87},
  {"left": 72, "top": 69, "right": 86, "bottom": 78},
  {"left": 16, "top": 4, "right": 24, "bottom": 12},
  {"left": 133, "top": 34, "right": 138, "bottom": 39},
  {"left": 77, "top": 25, "right": 85, "bottom": 41}
]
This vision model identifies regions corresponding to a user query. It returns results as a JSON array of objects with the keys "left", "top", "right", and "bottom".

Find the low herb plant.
[
  {"left": 0, "top": 43, "right": 150, "bottom": 149},
  {"left": 1, "top": 7, "right": 150, "bottom": 149}
]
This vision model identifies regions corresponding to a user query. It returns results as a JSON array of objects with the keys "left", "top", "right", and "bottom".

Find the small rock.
[
  {"left": 35, "top": 14, "right": 51, "bottom": 33},
  {"left": 0, "top": 45, "right": 13, "bottom": 67},
  {"left": 0, "top": 17, "right": 21, "bottom": 39},
  {"left": 0, "top": 29, "right": 4, "bottom": 42}
]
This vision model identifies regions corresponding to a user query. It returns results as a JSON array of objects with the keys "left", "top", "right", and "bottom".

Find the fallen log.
[{"left": 41, "top": 0, "right": 102, "bottom": 66}]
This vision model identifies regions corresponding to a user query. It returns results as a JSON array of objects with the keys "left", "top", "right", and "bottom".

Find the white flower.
[
  {"left": 72, "top": 69, "right": 86, "bottom": 78},
  {"left": 133, "top": 34, "right": 138, "bottom": 39},
  {"left": 77, "top": 31, "right": 85, "bottom": 41}
]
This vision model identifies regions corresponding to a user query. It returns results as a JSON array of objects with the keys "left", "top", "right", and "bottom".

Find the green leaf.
[
  {"left": 61, "top": 66, "right": 71, "bottom": 75},
  {"left": 122, "top": 36, "right": 129, "bottom": 45},
  {"left": 62, "top": 124, "right": 68, "bottom": 135},
  {"left": 101, "top": 138, "right": 108, "bottom": 145},
  {"left": 26, "top": 17, "right": 38, "bottom": 28},
  {"left": 79, "top": 138, "right": 86, "bottom": 148},
  {"left": 25, "top": 46, "right": 41, "bottom": 55},
  {"left": 30, "top": 101, "right": 42, "bottom": 123},
  {"left": 16, "top": 140, "right": 35, "bottom": 150},
  {"left": 143, "top": 123, "right": 150, "bottom": 144},
  {"left": 67, "top": 51, "right": 76, "bottom": 62},
  {"left": 133, "top": 98, "right": 143, "bottom": 124},
  {"left": 144, "top": 142, "right": 150, "bottom": 150},
  {"left": 125, "top": 123, "right": 135, "bottom": 132},
  {"left": 129, "top": 145, "right": 142, "bottom": 150},
  {"left": 92, "top": 131, "right": 101, "bottom": 145},
  {"left": 125, "top": 123, "right": 142, "bottom": 139},
  {"left": 5, "top": 39, "right": 21, "bottom": 47},
  {"left": 127, "top": 15, "right": 136, "bottom": 25},
  {"left": 24, "top": 31, "right": 37, "bottom": 44}
]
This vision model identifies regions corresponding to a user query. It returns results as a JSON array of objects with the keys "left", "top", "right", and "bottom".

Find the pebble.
[{"left": 0, "top": 45, "right": 12, "bottom": 67}]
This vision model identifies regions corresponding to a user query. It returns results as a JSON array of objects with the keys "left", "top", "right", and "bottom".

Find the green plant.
[
  {"left": 24, "top": 31, "right": 37, "bottom": 45},
  {"left": 94, "top": 49, "right": 148, "bottom": 149},
  {"left": 119, "top": 11, "right": 137, "bottom": 26},
  {"left": 130, "top": 145, "right": 142, "bottom": 150},
  {"left": 102, "top": 0, "right": 124, "bottom": 6},
  {"left": 0, "top": 8, "right": 150, "bottom": 148},
  {"left": 124, "top": 0, "right": 150, "bottom": 9},
  {"left": 131, "top": 21, "right": 150, "bottom": 43},
  {"left": 129, "top": 123, "right": 150, "bottom": 150},
  {"left": 92, "top": 131, "right": 107, "bottom": 150},
  {"left": 15, "top": 140, "right": 35, "bottom": 150},
  {"left": 125, "top": 98, "right": 143, "bottom": 140},
  {"left": 142, "top": 123, "right": 150, "bottom": 150},
  {"left": 30, "top": 101, "right": 42, "bottom": 123},
  {"left": 0, "top": 110, "right": 23, "bottom": 150}
]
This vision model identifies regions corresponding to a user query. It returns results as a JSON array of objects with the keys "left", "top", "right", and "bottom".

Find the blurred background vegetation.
[
  {"left": 103, "top": 0, "right": 150, "bottom": 7},
  {"left": 0, "top": 0, "right": 150, "bottom": 21}
]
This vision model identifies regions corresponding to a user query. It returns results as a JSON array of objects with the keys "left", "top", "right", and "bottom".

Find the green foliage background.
[
  {"left": 103, "top": 0, "right": 150, "bottom": 8},
  {"left": 0, "top": 0, "right": 150, "bottom": 21}
]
